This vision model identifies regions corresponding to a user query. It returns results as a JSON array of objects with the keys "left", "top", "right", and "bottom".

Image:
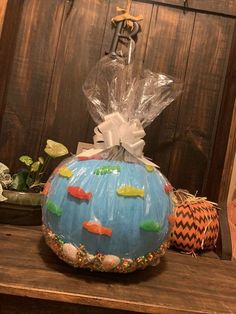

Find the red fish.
[
  {"left": 164, "top": 183, "right": 173, "bottom": 193},
  {"left": 53, "top": 167, "right": 60, "bottom": 174},
  {"left": 83, "top": 221, "right": 112, "bottom": 237},
  {"left": 77, "top": 155, "right": 101, "bottom": 161},
  {"left": 67, "top": 186, "right": 92, "bottom": 200},
  {"left": 42, "top": 181, "right": 51, "bottom": 196}
]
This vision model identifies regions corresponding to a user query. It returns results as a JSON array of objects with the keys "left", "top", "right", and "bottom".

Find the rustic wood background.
[{"left": 0, "top": 0, "right": 235, "bottom": 201}]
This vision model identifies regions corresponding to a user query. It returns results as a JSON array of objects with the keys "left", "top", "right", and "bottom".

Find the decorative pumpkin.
[
  {"left": 42, "top": 155, "right": 174, "bottom": 272},
  {"left": 41, "top": 36, "right": 181, "bottom": 272},
  {"left": 170, "top": 190, "right": 219, "bottom": 254}
]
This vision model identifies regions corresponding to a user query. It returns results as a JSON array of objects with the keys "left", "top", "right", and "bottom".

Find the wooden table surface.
[{"left": 0, "top": 224, "right": 235, "bottom": 314}]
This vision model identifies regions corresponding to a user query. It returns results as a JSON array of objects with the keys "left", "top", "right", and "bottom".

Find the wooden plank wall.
[
  {"left": 205, "top": 26, "right": 236, "bottom": 201},
  {"left": 0, "top": 0, "right": 24, "bottom": 131},
  {"left": 0, "top": 0, "right": 8, "bottom": 36},
  {"left": 140, "top": 0, "right": 236, "bottom": 16},
  {"left": 220, "top": 98, "right": 236, "bottom": 204},
  {"left": 0, "top": 0, "right": 235, "bottom": 200}
]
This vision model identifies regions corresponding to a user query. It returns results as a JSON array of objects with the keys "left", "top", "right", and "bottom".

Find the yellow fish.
[
  {"left": 145, "top": 165, "right": 154, "bottom": 172},
  {"left": 58, "top": 166, "right": 73, "bottom": 178},
  {"left": 116, "top": 185, "right": 144, "bottom": 198}
]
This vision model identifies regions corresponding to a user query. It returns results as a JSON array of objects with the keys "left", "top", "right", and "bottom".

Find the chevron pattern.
[{"left": 170, "top": 200, "right": 219, "bottom": 253}]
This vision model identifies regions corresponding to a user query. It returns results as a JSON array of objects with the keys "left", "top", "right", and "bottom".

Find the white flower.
[
  {"left": 44, "top": 140, "right": 68, "bottom": 158},
  {"left": 0, "top": 184, "right": 7, "bottom": 202}
]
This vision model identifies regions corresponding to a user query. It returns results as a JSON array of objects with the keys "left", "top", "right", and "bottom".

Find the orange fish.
[
  {"left": 67, "top": 186, "right": 92, "bottom": 200},
  {"left": 164, "top": 183, "right": 173, "bottom": 193},
  {"left": 77, "top": 155, "right": 101, "bottom": 161},
  {"left": 83, "top": 221, "right": 112, "bottom": 237},
  {"left": 53, "top": 167, "right": 60, "bottom": 174},
  {"left": 42, "top": 181, "right": 51, "bottom": 196}
]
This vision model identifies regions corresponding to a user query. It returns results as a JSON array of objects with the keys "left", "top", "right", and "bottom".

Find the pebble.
[
  {"left": 102, "top": 255, "right": 120, "bottom": 271},
  {"left": 150, "top": 257, "right": 160, "bottom": 266},
  {"left": 62, "top": 243, "right": 78, "bottom": 262}
]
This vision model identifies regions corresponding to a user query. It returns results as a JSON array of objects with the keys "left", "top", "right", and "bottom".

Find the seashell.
[
  {"left": 102, "top": 255, "right": 120, "bottom": 271},
  {"left": 150, "top": 257, "right": 160, "bottom": 266},
  {"left": 62, "top": 243, "right": 77, "bottom": 262},
  {"left": 0, "top": 184, "right": 7, "bottom": 202},
  {"left": 125, "top": 258, "right": 133, "bottom": 263}
]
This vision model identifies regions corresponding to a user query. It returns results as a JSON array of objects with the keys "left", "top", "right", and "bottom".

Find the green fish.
[
  {"left": 116, "top": 185, "right": 144, "bottom": 197},
  {"left": 56, "top": 235, "right": 65, "bottom": 245},
  {"left": 94, "top": 165, "right": 121, "bottom": 175},
  {"left": 47, "top": 199, "right": 62, "bottom": 217},
  {"left": 140, "top": 220, "right": 162, "bottom": 232}
]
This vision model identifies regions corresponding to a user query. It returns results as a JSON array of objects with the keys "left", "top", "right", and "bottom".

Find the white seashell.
[
  {"left": 62, "top": 243, "right": 77, "bottom": 262},
  {"left": 125, "top": 258, "right": 133, "bottom": 263},
  {"left": 0, "top": 163, "right": 12, "bottom": 189},
  {"left": 0, "top": 184, "right": 7, "bottom": 202},
  {"left": 150, "top": 257, "right": 160, "bottom": 266},
  {"left": 0, "top": 162, "right": 9, "bottom": 174},
  {"left": 102, "top": 255, "right": 120, "bottom": 271}
]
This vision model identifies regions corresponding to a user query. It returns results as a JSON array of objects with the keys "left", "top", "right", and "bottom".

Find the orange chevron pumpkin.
[{"left": 170, "top": 193, "right": 219, "bottom": 253}]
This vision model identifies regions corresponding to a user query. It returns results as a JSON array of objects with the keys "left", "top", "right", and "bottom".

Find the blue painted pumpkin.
[{"left": 42, "top": 156, "right": 173, "bottom": 272}]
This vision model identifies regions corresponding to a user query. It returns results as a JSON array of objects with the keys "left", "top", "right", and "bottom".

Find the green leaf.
[
  {"left": 19, "top": 155, "right": 33, "bottom": 166},
  {"left": 26, "top": 176, "right": 33, "bottom": 188},
  {"left": 10, "top": 171, "right": 28, "bottom": 191},
  {"left": 31, "top": 161, "right": 40, "bottom": 172},
  {"left": 38, "top": 157, "right": 44, "bottom": 164}
]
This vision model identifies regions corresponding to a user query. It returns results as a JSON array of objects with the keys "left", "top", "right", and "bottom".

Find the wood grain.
[
  {"left": 205, "top": 25, "right": 236, "bottom": 202},
  {"left": 0, "top": 224, "right": 235, "bottom": 313},
  {"left": 0, "top": 0, "right": 65, "bottom": 171},
  {"left": 216, "top": 202, "right": 233, "bottom": 260},
  {"left": 0, "top": 0, "right": 24, "bottom": 133},
  {"left": 143, "top": 5, "right": 195, "bottom": 175},
  {"left": 40, "top": 0, "right": 110, "bottom": 159},
  {"left": 0, "top": 0, "right": 8, "bottom": 36},
  {"left": 167, "top": 13, "right": 235, "bottom": 194},
  {"left": 0, "top": 294, "right": 140, "bottom": 314},
  {"left": 218, "top": 98, "right": 236, "bottom": 203},
  {"left": 134, "top": 0, "right": 236, "bottom": 17}
]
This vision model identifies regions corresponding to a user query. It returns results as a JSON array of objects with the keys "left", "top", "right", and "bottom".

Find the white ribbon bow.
[
  {"left": 94, "top": 112, "right": 145, "bottom": 157},
  {"left": 78, "top": 112, "right": 158, "bottom": 167}
]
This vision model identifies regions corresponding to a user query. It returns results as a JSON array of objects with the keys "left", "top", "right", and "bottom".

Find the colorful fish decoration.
[
  {"left": 67, "top": 186, "right": 92, "bottom": 200},
  {"left": 140, "top": 220, "right": 162, "bottom": 232},
  {"left": 116, "top": 185, "right": 144, "bottom": 197},
  {"left": 145, "top": 165, "right": 154, "bottom": 172},
  {"left": 53, "top": 167, "right": 60, "bottom": 174},
  {"left": 77, "top": 155, "right": 101, "bottom": 161},
  {"left": 164, "top": 183, "right": 173, "bottom": 193},
  {"left": 93, "top": 165, "right": 121, "bottom": 175},
  {"left": 46, "top": 199, "right": 62, "bottom": 216},
  {"left": 59, "top": 166, "right": 73, "bottom": 178},
  {"left": 42, "top": 181, "right": 51, "bottom": 196},
  {"left": 83, "top": 221, "right": 112, "bottom": 237}
]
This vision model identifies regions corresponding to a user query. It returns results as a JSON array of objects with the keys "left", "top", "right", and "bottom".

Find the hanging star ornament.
[{"left": 111, "top": 4, "right": 143, "bottom": 30}]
